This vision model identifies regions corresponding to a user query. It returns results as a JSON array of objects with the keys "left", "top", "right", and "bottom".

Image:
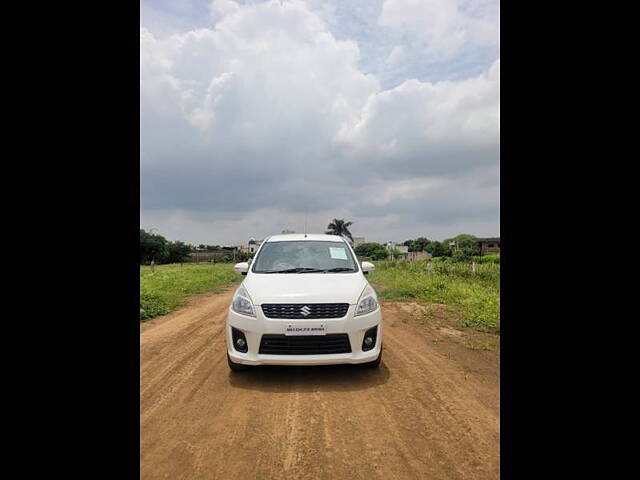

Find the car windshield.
[{"left": 252, "top": 241, "right": 358, "bottom": 273}]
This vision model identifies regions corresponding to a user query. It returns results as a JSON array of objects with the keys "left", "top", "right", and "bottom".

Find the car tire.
[
  {"left": 227, "top": 352, "right": 249, "bottom": 372},
  {"left": 363, "top": 345, "right": 382, "bottom": 368}
]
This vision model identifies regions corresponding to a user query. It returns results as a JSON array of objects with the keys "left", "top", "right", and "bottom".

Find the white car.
[{"left": 226, "top": 233, "right": 383, "bottom": 371}]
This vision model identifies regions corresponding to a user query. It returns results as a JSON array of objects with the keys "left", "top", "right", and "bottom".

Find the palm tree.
[{"left": 326, "top": 219, "right": 354, "bottom": 242}]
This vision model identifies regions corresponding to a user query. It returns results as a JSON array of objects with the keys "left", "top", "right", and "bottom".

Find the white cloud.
[
  {"left": 378, "top": 0, "right": 499, "bottom": 60},
  {"left": 140, "top": 0, "right": 500, "bottom": 244},
  {"left": 141, "top": 1, "right": 379, "bottom": 155},
  {"left": 338, "top": 57, "right": 499, "bottom": 176},
  {"left": 210, "top": 0, "right": 240, "bottom": 18}
]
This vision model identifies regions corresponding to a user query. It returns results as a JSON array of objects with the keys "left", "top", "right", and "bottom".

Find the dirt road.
[{"left": 141, "top": 287, "right": 499, "bottom": 479}]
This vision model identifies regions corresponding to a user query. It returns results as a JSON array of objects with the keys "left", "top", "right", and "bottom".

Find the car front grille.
[
  {"left": 259, "top": 334, "right": 352, "bottom": 355},
  {"left": 261, "top": 303, "right": 350, "bottom": 319}
]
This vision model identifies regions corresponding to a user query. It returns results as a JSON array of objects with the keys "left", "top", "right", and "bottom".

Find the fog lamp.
[
  {"left": 231, "top": 327, "right": 248, "bottom": 353},
  {"left": 362, "top": 325, "right": 378, "bottom": 351}
]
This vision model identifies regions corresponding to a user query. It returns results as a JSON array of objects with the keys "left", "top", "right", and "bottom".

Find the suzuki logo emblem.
[{"left": 300, "top": 305, "right": 311, "bottom": 316}]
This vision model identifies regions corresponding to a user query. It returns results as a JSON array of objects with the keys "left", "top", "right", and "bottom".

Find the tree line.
[
  {"left": 323, "top": 219, "right": 486, "bottom": 262},
  {"left": 142, "top": 220, "right": 489, "bottom": 266},
  {"left": 140, "top": 229, "right": 254, "bottom": 265},
  {"left": 140, "top": 229, "right": 192, "bottom": 265},
  {"left": 354, "top": 234, "right": 482, "bottom": 261}
]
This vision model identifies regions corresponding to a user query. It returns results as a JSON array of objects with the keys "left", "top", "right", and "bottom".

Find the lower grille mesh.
[{"left": 259, "top": 334, "right": 351, "bottom": 355}]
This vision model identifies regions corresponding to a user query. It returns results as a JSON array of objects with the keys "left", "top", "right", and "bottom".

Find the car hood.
[{"left": 243, "top": 273, "right": 368, "bottom": 305}]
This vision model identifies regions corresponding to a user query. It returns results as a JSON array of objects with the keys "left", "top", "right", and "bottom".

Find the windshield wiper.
[
  {"left": 262, "top": 267, "right": 325, "bottom": 274},
  {"left": 260, "top": 267, "right": 355, "bottom": 274}
]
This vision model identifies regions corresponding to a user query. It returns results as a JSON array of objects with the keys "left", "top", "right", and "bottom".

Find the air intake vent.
[
  {"left": 259, "top": 334, "right": 351, "bottom": 355},
  {"left": 261, "top": 303, "right": 349, "bottom": 319}
]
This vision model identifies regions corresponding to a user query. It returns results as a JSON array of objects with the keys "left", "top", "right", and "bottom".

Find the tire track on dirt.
[
  {"left": 140, "top": 290, "right": 232, "bottom": 417},
  {"left": 380, "top": 304, "right": 500, "bottom": 478},
  {"left": 140, "top": 290, "right": 499, "bottom": 480}
]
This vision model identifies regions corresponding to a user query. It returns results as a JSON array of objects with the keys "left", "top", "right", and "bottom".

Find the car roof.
[{"left": 265, "top": 233, "right": 348, "bottom": 243}]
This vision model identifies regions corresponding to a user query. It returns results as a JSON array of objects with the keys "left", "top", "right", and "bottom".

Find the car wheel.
[
  {"left": 363, "top": 346, "right": 382, "bottom": 368},
  {"left": 227, "top": 352, "right": 249, "bottom": 372}
]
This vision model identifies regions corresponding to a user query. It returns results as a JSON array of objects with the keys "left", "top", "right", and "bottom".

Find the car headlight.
[
  {"left": 231, "top": 285, "right": 256, "bottom": 317},
  {"left": 355, "top": 284, "right": 379, "bottom": 317}
]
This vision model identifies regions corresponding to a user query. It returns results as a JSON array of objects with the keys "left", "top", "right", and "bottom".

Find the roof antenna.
[{"left": 304, "top": 210, "right": 308, "bottom": 238}]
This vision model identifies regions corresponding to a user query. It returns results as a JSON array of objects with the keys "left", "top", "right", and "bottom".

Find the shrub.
[
  {"left": 355, "top": 242, "right": 389, "bottom": 260},
  {"left": 140, "top": 293, "right": 171, "bottom": 321},
  {"left": 451, "top": 247, "right": 475, "bottom": 262}
]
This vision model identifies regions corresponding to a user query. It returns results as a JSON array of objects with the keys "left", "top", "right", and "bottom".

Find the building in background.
[
  {"left": 407, "top": 251, "right": 431, "bottom": 261},
  {"left": 386, "top": 241, "right": 409, "bottom": 259},
  {"left": 188, "top": 249, "right": 234, "bottom": 262},
  {"left": 247, "top": 238, "right": 263, "bottom": 254},
  {"left": 475, "top": 237, "right": 500, "bottom": 255},
  {"left": 353, "top": 236, "right": 366, "bottom": 248}
]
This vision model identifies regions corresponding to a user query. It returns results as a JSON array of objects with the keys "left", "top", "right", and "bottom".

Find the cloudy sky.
[{"left": 140, "top": 0, "right": 500, "bottom": 245}]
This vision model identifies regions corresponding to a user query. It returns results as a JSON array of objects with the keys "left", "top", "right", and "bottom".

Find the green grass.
[
  {"left": 471, "top": 253, "right": 500, "bottom": 264},
  {"left": 369, "top": 259, "right": 500, "bottom": 333},
  {"left": 140, "top": 263, "right": 241, "bottom": 321}
]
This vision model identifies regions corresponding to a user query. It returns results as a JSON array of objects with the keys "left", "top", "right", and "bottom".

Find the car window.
[{"left": 252, "top": 241, "right": 358, "bottom": 273}]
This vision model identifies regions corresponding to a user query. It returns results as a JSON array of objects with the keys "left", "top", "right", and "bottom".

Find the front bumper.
[{"left": 226, "top": 305, "right": 382, "bottom": 366}]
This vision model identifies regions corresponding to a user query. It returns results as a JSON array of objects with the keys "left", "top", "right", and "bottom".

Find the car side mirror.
[
  {"left": 234, "top": 262, "right": 249, "bottom": 275},
  {"left": 361, "top": 261, "right": 375, "bottom": 275}
]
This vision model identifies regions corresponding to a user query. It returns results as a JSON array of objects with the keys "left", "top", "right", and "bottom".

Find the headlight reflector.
[
  {"left": 231, "top": 285, "right": 255, "bottom": 317},
  {"left": 355, "top": 285, "right": 379, "bottom": 316}
]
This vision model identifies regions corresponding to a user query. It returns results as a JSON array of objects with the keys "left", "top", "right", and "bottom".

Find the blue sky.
[{"left": 140, "top": 0, "right": 500, "bottom": 245}]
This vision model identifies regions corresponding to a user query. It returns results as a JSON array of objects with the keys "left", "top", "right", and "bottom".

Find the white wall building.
[
  {"left": 386, "top": 241, "right": 408, "bottom": 259},
  {"left": 248, "top": 238, "right": 263, "bottom": 254}
]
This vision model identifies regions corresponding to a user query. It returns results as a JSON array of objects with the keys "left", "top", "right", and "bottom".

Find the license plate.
[{"left": 285, "top": 323, "right": 326, "bottom": 336}]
